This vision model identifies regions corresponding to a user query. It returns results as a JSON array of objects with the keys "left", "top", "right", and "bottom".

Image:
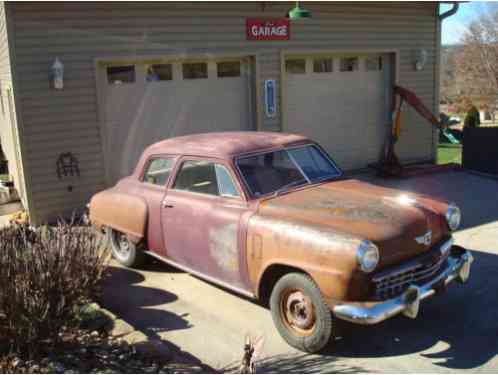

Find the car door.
[
  {"left": 161, "top": 158, "right": 251, "bottom": 291},
  {"left": 138, "top": 156, "right": 176, "bottom": 256}
]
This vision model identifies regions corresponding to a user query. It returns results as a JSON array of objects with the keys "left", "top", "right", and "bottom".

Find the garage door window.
[
  {"left": 286, "top": 59, "right": 306, "bottom": 74},
  {"left": 313, "top": 58, "right": 333, "bottom": 73},
  {"left": 217, "top": 61, "right": 241, "bottom": 78},
  {"left": 366, "top": 56, "right": 383, "bottom": 71},
  {"left": 183, "top": 63, "right": 208, "bottom": 79},
  {"left": 340, "top": 57, "right": 358, "bottom": 72},
  {"left": 107, "top": 65, "right": 135, "bottom": 84},
  {"left": 143, "top": 158, "right": 174, "bottom": 186},
  {"left": 146, "top": 64, "right": 173, "bottom": 81}
]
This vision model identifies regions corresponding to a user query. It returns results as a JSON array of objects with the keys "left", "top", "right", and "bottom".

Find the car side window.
[
  {"left": 215, "top": 164, "right": 240, "bottom": 198},
  {"left": 143, "top": 158, "right": 174, "bottom": 186},
  {"left": 173, "top": 160, "right": 219, "bottom": 195},
  {"left": 173, "top": 160, "right": 241, "bottom": 198}
]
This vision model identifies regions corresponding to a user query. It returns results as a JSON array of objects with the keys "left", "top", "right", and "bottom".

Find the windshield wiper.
[{"left": 272, "top": 179, "right": 307, "bottom": 197}]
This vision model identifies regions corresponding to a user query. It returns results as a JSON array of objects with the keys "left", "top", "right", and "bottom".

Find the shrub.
[
  {"left": 0, "top": 221, "right": 110, "bottom": 356},
  {"left": 464, "top": 105, "right": 481, "bottom": 128}
]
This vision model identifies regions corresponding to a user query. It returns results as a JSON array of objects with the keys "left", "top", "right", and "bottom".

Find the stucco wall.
[{"left": 9, "top": 2, "right": 439, "bottom": 224}]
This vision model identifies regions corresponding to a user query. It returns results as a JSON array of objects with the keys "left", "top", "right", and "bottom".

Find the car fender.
[
  {"left": 89, "top": 189, "right": 148, "bottom": 244},
  {"left": 246, "top": 214, "right": 373, "bottom": 305}
]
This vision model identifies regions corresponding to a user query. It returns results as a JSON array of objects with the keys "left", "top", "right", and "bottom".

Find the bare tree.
[{"left": 456, "top": 10, "right": 498, "bottom": 119}]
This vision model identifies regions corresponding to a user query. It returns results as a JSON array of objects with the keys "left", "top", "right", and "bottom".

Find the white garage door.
[
  {"left": 100, "top": 58, "right": 254, "bottom": 184},
  {"left": 284, "top": 54, "right": 392, "bottom": 171}
]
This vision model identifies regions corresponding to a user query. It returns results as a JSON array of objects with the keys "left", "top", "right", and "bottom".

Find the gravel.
[{"left": 0, "top": 329, "right": 209, "bottom": 374}]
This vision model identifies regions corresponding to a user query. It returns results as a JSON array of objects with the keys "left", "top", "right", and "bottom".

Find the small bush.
[
  {"left": 464, "top": 105, "right": 481, "bottom": 128},
  {"left": 0, "top": 222, "right": 110, "bottom": 356}
]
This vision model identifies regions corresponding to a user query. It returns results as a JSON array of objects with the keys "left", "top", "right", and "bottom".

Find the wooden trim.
[
  {"left": 93, "top": 59, "right": 111, "bottom": 187},
  {"left": 254, "top": 54, "right": 263, "bottom": 131},
  {"left": 95, "top": 51, "right": 259, "bottom": 66},
  {"left": 4, "top": 3, "right": 37, "bottom": 223},
  {"left": 280, "top": 50, "right": 286, "bottom": 133}
]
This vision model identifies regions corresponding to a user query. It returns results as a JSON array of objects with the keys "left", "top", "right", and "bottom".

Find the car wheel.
[
  {"left": 109, "top": 228, "right": 145, "bottom": 267},
  {"left": 270, "top": 273, "right": 333, "bottom": 353}
]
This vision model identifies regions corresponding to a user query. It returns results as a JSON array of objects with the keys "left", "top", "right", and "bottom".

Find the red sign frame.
[{"left": 246, "top": 18, "right": 290, "bottom": 41}]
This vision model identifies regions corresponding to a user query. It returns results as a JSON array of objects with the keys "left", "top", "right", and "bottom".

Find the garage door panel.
[
  {"left": 102, "top": 60, "right": 253, "bottom": 184},
  {"left": 285, "top": 54, "right": 390, "bottom": 171}
]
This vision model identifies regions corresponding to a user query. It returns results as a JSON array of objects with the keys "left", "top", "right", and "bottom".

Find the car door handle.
[{"left": 162, "top": 203, "right": 174, "bottom": 208}]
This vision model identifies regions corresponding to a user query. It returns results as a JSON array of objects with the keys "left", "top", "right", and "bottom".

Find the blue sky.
[{"left": 441, "top": 2, "right": 498, "bottom": 45}]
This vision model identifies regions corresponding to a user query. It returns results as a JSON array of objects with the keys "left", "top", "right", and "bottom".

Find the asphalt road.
[{"left": 102, "top": 171, "right": 498, "bottom": 372}]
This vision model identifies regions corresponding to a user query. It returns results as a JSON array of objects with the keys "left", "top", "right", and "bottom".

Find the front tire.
[
  {"left": 270, "top": 273, "right": 333, "bottom": 353},
  {"left": 109, "top": 228, "right": 145, "bottom": 267}
]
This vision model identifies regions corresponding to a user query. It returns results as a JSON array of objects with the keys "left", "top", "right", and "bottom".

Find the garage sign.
[{"left": 246, "top": 18, "right": 290, "bottom": 41}]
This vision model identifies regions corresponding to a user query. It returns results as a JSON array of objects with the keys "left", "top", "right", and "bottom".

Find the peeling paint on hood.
[{"left": 259, "top": 179, "right": 450, "bottom": 267}]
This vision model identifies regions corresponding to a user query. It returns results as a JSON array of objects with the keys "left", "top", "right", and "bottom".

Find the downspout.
[
  {"left": 439, "top": 2, "right": 459, "bottom": 21},
  {"left": 432, "top": 2, "right": 459, "bottom": 162}
]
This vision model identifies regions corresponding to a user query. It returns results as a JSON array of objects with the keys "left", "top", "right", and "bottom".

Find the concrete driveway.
[{"left": 102, "top": 170, "right": 498, "bottom": 372}]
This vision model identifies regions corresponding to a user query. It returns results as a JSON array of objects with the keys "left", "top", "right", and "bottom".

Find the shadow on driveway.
[
  {"left": 325, "top": 248, "right": 498, "bottom": 370},
  {"left": 100, "top": 265, "right": 217, "bottom": 371},
  {"left": 100, "top": 265, "right": 190, "bottom": 336},
  {"left": 223, "top": 352, "right": 368, "bottom": 374}
]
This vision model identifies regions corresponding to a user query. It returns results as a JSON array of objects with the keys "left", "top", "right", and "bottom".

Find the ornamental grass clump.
[{"left": 0, "top": 221, "right": 110, "bottom": 356}]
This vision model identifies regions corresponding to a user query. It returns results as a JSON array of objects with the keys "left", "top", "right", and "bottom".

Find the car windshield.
[{"left": 236, "top": 144, "right": 342, "bottom": 197}]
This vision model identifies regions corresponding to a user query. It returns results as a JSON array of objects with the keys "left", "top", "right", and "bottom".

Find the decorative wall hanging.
[{"left": 56, "top": 152, "right": 80, "bottom": 179}]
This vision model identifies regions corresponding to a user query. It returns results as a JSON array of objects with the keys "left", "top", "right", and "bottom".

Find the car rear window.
[{"left": 143, "top": 158, "right": 174, "bottom": 186}]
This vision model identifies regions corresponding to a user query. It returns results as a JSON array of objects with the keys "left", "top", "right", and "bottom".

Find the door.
[
  {"left": 284, "top": 53, "right": 393, "bottom": 171},
  {"left": 100, "top": 58, "right": 254, "bottom": 185},
  {"left": 161, "top": 159, "right": 249, "bottom": 290},
  {"left": 138, "top": 156, "right": 176, "bottom": 255}
]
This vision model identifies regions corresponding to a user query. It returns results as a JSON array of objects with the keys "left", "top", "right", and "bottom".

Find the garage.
[
  {"left": 1, "top": 2, "right": 443, "bottom": 225},
  {"left": 99, "top": 58, "right": 255, "bottom": 184},
  {"left": 283, "top": 53, "right": 394, "bottom": 171}
]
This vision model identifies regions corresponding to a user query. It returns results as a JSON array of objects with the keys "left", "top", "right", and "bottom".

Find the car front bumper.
[{"left": 332, "top": 248, "right": 473, "bottom": 325}]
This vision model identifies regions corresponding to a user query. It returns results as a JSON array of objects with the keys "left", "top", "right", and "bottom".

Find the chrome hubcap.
[{"left": 113, "top": 232, "right": 131, "bottom": 258}]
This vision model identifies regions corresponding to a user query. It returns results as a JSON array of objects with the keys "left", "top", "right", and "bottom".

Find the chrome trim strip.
[
  {"left": 333, "top": 250, "right": 473, "bottom": 325},
  {"left": 144, "top": 251, "right": 256, "bottom": 299}
]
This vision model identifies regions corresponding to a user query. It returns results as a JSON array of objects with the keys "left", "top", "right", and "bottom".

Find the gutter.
[{"left": 439, "top": 2, "right": 459, "bottom": 21}]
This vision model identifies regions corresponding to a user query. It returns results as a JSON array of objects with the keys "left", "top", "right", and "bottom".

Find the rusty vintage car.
[{"left": 90, "top": 131, "right": 473, "bottom": 353}]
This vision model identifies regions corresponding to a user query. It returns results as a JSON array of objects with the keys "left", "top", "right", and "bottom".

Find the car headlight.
[
  {"left": 446, "top": 202, "right": 461, "bottom": 231},
  {"left": 356, "top": 240, "right": 379, "bottom": 273}
]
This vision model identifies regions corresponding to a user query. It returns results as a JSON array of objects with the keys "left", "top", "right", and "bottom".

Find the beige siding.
[{"left": 10, "top": 2, "right": 438, "bottom": 224}]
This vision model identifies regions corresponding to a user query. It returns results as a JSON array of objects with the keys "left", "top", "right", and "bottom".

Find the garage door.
[
  {"left": 100, "top": 58, "right": 254, "bottom": 184},
  {"left": 284, "top": 54, "right": 392, "bottom": 171}
]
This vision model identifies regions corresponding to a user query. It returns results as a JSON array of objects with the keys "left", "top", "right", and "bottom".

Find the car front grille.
[{"left": 371, "top": 240, "right": 452, "bottom": 300}]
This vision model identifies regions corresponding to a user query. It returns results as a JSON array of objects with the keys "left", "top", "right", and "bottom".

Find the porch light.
[
  {"left": 287, "top": 1, "right": 312, "bottom": 20},
  {"left": 415, "top": 49, "right": 428, "bottom": 71},
  {"left": 51, "top": 57, "right": 64, "bottom": 89}
]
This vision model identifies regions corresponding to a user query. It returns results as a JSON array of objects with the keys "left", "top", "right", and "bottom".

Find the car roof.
[{"left": 144, "top": 131, "right": 311, "bottom": 159}]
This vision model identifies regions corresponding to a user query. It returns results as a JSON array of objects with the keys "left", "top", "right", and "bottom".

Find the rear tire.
[
  {"left": 270, "top": 272, "right": 333, "bottom": 353},
  {"left": 109, "top": 228, "right": 145, "bottom": 268}
]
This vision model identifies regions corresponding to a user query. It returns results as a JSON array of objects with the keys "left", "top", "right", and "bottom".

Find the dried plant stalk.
[{"left": 0, "top": 220, "right": 110, "bottom": 356}]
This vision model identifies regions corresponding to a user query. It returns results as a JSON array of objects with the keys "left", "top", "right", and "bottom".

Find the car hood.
[{"left": 258, "top": 179, "right": 450, "bottom": 268}]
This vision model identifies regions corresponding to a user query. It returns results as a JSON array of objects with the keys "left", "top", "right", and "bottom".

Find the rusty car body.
[{"left": 90, "top": 131, "right": 473, "bottom": 352}]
